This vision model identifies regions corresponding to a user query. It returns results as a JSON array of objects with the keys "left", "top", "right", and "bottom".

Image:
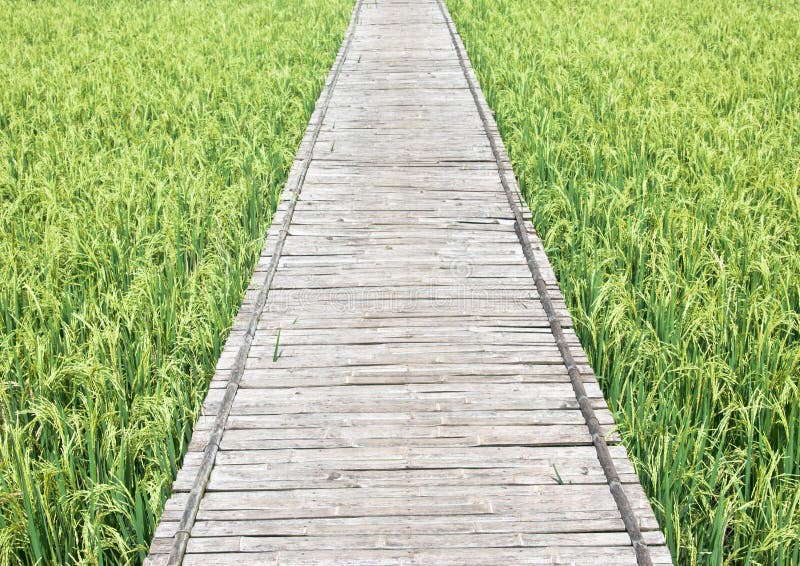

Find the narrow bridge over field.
[{"left": 147, "top": 0, "right": 671, "bottom": 563}]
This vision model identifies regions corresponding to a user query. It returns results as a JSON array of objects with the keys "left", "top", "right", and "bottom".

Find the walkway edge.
[
  {"left": 162, "top": 2, "right": 365, "bottom": 563},
  {"left": 434, "top": 1, "right": 654, "bottom": 564}
]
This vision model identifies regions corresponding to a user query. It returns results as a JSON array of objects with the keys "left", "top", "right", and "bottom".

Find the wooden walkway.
[{"left": 147, "top": 0, "right": 671, "bottom": 564}]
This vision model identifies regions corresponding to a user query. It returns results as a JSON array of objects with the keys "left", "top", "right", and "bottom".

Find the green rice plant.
[
  {"left": 446, "top": 0, "right": 800, "bottom": 564},
  {"left": 0, "top": 0, "right": 353, "bottom": 563},
  {"left": 273, "top": 328, "right": 282, "bottom": 363}
]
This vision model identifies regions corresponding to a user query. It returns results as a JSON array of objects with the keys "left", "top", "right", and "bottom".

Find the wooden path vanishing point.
[{"left": 147, "top": 0, "right": 671, "bottom": 564}]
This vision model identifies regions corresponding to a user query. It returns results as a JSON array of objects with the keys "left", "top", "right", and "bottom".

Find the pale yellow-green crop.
[
  {"left": 446, "top": 0, "right": 800, "bottom": 564},
  {"left": 0, "top": 0, "right": 353, "bottom": 563}
]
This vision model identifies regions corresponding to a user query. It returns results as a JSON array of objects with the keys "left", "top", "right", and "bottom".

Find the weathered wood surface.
[{"left": 146, "top": 0, "right": 671, "bottom": 564}]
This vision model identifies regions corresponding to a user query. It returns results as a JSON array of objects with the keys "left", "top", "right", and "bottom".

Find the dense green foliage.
[
  {"left": 446, "top": 0, "right": 800, "bottom": 563},
  {"left": 0, "top": 0, "right": 353, "bottom": 562}
]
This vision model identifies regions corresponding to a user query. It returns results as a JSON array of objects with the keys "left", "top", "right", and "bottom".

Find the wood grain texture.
[{"left": 145, "top": 0, "right": 671, "bottom": 564}]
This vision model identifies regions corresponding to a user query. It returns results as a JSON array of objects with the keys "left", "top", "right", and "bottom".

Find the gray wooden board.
[{"left": 146, "top": 0, "right": 670, "bottom": 563}]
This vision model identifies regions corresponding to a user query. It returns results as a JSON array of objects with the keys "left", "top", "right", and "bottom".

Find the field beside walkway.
[
  {"left": 0, "top": 1, "right": 353, "bottom": 562},
  {"left": 446, "top": 0, "right": 800, "bottom": 563}
]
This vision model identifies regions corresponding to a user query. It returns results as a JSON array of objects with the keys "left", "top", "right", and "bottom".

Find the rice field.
[
  {"left": 0, "top": 0, "right": 353, "bottom": 563},
  {"left": 4, "top": 0, "right": 799, "bottom": 563},
  {"left": 446, "top": 0, "right": 800, "bottom": 564}
]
